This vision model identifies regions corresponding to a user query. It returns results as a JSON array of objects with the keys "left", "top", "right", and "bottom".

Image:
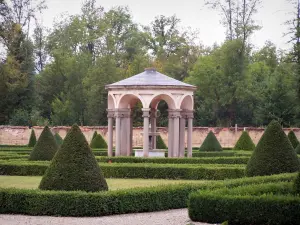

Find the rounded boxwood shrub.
[
  {"left": 234, "top": 131, "right": 255, "bottom": 151},
  {"left": 54, "top": 133, "right": 63, "bottom": 146},
  {"left": 199, "top": 131, "right": 222, "bottom": 152},
  {"left": 39, "top": 124, "right": 108, "bottom": 192},
  {"left": 92, "top": 131, "right": 98, "bottom": 140},
  {"left": 156, "top": 135, "right": 167, "bottom": 149},
  {"left": 246, "top": 120, "right": 300, "bottom": 177},
  {"left": 28, "top": 129, "right": 37, "bottom": 147},
  {"left": 90, "top": 133, "right": 107, "bottom": 148},
  {"left": 294, "top": 172, "right": 300, "bottom": 194},
  {"left": 288, "top": 130, "right": 300, "bottom": 149},
  {"left": 29, "top": 126, "right": 58, "bottom": 161}
]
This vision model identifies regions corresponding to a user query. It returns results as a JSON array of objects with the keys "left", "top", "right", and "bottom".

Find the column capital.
[
  {"left": 168, "top": 109, "right": 182, "bottom": 118},
  {"left": 150, "top": 108, "right": 158, "bottom": 118},
  {"left": 142, "top": 108, "right": 151, "bottom": 117},
  {"left": 107, "top": 109, "right": 115, "bottom": 118},
  {"left": 115, "top": 108, "right": 131, "bottom": 118},
  {"left": 181, "top": 109, "right": 194, "bottom": 119}
]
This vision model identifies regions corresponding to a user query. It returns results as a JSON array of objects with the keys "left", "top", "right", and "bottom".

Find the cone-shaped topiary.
[
  {"left": 90, "top": 134, "right": 108, "bottom": 149},
  {"left": 246, "top": 120, "right": 300, "bottom": 177},
  {"left": 199, "top": 131, "right": 222, "bottom": 152},
  {"left": 92, "top": 131, "right": 98, "bottom": 140},
  {"left": 156, "top": 135, "right": 167, "bottom": 149},
  {"left": 296, "top": 144, "right": 300, "bottom": 154},
  {"left": 29, "top": 126, "right": 58, "bottom": 161},
  {"left": 288, "top": 130, "right": 300, "bottom": 149},
  {"left": 234, "top": 131, "right": 255, "bottom": 151},
  {"left": 294, "top": 172, "right": 300, "bottom": 194},
  {"left": 54, "top": 133, "right": 63, "bottom": 146},
  {"left": 39, "top": 124, "right": 108, "bottom": 192},
  {"left": 28, "top": 129, "right": 37, "bottom": 147}
]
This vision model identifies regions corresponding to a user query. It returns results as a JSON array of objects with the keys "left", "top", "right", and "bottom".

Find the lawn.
[{"left": 0, "top": 175, "right": 210, "bottom": 190}]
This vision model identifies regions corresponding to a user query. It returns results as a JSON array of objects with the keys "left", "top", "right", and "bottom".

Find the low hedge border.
[
  {"left": 0, "top": 161, "right": 245, "bottom": 179},
  {"left": 0, "top": 173, "right": 296, "bottom": 217},
  {"left": 188, "top": 181, "right": 300, "bottom": 225},
  {"left": 97, "top": 156, "right": 250, "bottom": 165}
]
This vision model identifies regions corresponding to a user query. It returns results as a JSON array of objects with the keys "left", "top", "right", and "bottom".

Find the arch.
[
  {"left": 149, "top": 94, "right": 176, "bottom": 110},
  {"left": 108, "top": 94, "right": 116, "bottom": 109},
  {"left": 118, "top": 94, "right": 144, "bottom": 109},
  {"left": 180, "top": 95, "right": 194, "bottom": 110}
]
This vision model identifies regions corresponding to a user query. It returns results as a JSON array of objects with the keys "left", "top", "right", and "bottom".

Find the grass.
[{"left": 0, "top": 175, "right": 210, "bottom": 190}]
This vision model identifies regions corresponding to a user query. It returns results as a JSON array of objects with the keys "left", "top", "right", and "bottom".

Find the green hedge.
[
  {"left": 98, "top": 156, "right": 250, "bottom": 164},
  {"left": 0, "top": 173, "right": 297, "bottom": 217},
  {"left": 0, "top": 161, "right": 245, "bottom": 180},
  {"left": 188, "top": 181, "right": 300, "bottom": 225}
]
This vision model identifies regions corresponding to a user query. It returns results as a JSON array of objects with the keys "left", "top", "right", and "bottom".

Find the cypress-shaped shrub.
[
  {"left": 92, "top": 131, "right": 98, "bottom": 140},
  {"left": 296, "top": 144, "right": 300, "bottom": 154},
  {"left": 156, "top": 135, "right": 167, "bottom": 149},
  {"left": 39, "top": 124, "right": 108, "bottom": 192},
  {"left": 29, "top": 126, "right": 58, "bottom": 161},
  {"left": 28, "top": 129, "right": 37, "bottom": 147},
  {"left": 199, "top": 131, "right": 222, "bottom": 152},
  {"left": 294, "top": 172, "right": 300, "bottom": 194},
  {"left": 54, "top": 133, "right": 63, "bottom": 146},
  {"left": 288, "top": 130, "right": 300, "bottom": 149},
  {"left": 90, "top": 134, "right": 107, "bottom": 148},
  {"left": 234, "top": 131, "right": 255, "bottom": 151},
  {"left": 246, "top": 120, "right": 300, "bottom": 177}
]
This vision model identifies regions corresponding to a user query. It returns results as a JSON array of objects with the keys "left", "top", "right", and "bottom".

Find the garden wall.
[{"left": 1, "top": 125, "right": 300, "bottom": 148}]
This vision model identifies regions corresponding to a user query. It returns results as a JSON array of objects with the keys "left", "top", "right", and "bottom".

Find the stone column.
[
  {"left": 168, "top": 112, "right": 174, "bottom": 157},
  {"left": 115, "top": 111, "right": 121, "bottom": 157},
  {"left": 179, "top": 115, "right": 186, "bottom": 157},
  {"left": 119, "top": 109, "right": 131, "bottom": 156},
  {"left": 129, "top": 112, "right": 133, "bottom": 155},
  {"left": 187, "top": 110, "right": 194, "bottom": 158},
  {"left": 150, "top": 108, "right": 157, "bottom": 150},
  {"left": 107, "top": 109, "right": 114, "bottom": 157},
  {"left": 126, "top": 110, "right": 132, "bottom": 156},
  {"left": 172, "top": 110, "right": 181, "bottom": 157},
  {"left": 142, "top": 108, "right": 150, "bottom": 157}
]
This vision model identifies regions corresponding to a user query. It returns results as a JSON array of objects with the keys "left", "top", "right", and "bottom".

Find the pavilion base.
[{"left": 134, "top": 149, "right": 165, "bottom": 157}]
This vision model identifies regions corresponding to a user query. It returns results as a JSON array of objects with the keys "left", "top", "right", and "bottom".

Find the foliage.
[
  {"left": 54, "top": 133, "right": 63, "bottom": 146},
  {"left": 156, "top": 135, "right": 167, "bottom": 149},
  {"left": 296, "top": 144, "right": 300, "bottom": 154},
  {"left": 90, "top": 134, "right": 108, "bottom": 149},
  {"left": 246, "top": 120, "right": 300, "bottom": 176},
  {"left": 295, "top": 172, "right": 300, "bottom": 194},
  {"left": 288, "top": 130, "right": 300, "bottom": 148},
  {"left": 9, "top": 109, "right": 31, "bottom": 126},
  {"left": 234, "top": 131, "right": 255, "bottom": 151},
  {"left": 199, "top": 131, "right": 222, "bottom": 152},
  {"left": 39, "top": 124, "right": 108, "bottom": 192},
  {"left": 28, "top": 126, "right": 58, "bottom": 161},
  {"left": 27, "top": 129, "right": 36, "bottom": 147},
  {"left": 92, "top": 131, "right": 98, "bottom": 140}
]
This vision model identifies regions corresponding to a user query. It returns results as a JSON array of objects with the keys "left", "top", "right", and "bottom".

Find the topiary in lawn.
[
  {"left": 29, "top": 126, "right": 58, "bottom": 161},
  {"left": 199, "top": 131, "right": 222, "bottom": 152},
  {"left": 234, "top": 131, "right": 255, "bottom": 151},
  {"left": 156, "top": 135, "right": 167, "bottom": 149},
  {"left": 90, "top": 133, "right": 107, "bottom": 149},
  {"left": 296, "top": 144, "right": 300, "bottom": 154},
  {"left": 246, "top": 120, "right": 300, "bottom": 177},
  {"left": 28, "top": 129, "right": 37, "bottom": 147},
  {"left": 288, "top": 130, "right": 300, "bottom": 149},
  {"left": 39, "top": 124, "right": 108, "bottom": 192},
  {"left": 92, "top": 131, "right": 98, "bottom": 140},
  {"left": 294, "top": 172, "right": 300, "bottom": 194},
  {"left": 54, "top": 133, "right": 63, "bottom": 146}
]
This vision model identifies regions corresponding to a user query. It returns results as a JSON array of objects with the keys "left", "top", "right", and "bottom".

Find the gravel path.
[{"left": 0, "top": 209, "right": 215, "bottom": 225}]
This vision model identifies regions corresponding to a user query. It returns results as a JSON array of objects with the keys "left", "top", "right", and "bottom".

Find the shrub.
[
  {"left": 156, "top": 135, "right": 167, "bottom": 149},
  {"left": 28, "top": 129, "right": 37, "bottom": 147},
  {"left": 54, "top": 133, "right": 63, "bottom": 146},
  {"left": 92, "top": 131, "right": 98, "bottom": 140},
  {"left": 28, "top": 126, "right": 58, "bottom": 161},
  {"left": 246, "top": 120, "right": 300, "bottom": 177},
  {"left": 288, "top": 130, "right": 300, "bottom": 149},
  {"left": 296, "top": 144, "right": 300, "bottom": 154},
  {"left": 234, "top": 131, "right": 255, "bottom": 151},
  {"left": 90, "top": 134, "right": 108, "bottom": 149},
  {"left": 39, "top": 124, "right": 108, "bottom": 192},
  {"left": 199, "top": 131, "right": 222, "bottom": 152},
  {"left": 295, "top": 172, "right": 300, "bottom": 194}
]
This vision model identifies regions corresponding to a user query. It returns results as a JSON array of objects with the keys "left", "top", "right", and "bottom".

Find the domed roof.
[{"left": 106, "top": 68, "right": 196, "bottom": 89}]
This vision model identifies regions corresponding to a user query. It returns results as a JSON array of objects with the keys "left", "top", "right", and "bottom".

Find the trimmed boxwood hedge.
[
  {"left": 28, "top": 129, "right": 37, "bottom": 147},
  {"left": 199, "top": 131, "right": 222, "bottom": 152},
  {"left": 156, "top": 135, "right": 167, "bottom": 149},
  {"left": 295, "top": 172, "right": 300, "bottom": 194},
  {"left": 188, "top": 181, "right": 300, "bottom": 225},
  {"left": 246, "top": 120, "right": 300, "bottom": 176},
  {"left": 54, "top": 133, "right": 63, "bottom": 146},
  {"left": 92, "top": 131, "right": 98, "bottom": 140},
  {"left": 90, "top": 134, "right": 108, "bottom": 149},
  {"left": 0, "top": 173, "right": 297, "bottom": 217},
  {"left": 234, "top": 131, "right": 255, "bottom": 151},
  {"left": 288, "top": 130, "right": 300, "bottom": 149}
]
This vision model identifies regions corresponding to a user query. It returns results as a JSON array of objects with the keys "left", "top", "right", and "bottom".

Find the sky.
[{"left": 39, "top": 0, "right": 294, "bottom": 50}]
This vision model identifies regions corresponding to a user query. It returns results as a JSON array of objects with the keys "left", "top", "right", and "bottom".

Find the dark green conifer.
[
  {"left": 90, "top": 134, "right": 107, "bottom": 149},
  {"left": 156, "top": 135, "right": 167, "bottom": 149},
  {"left": 234, "top": 131, "right": 255, "bottom": 151},
  {"left": 288, "top": 130, "right": 300, "bottom": 149},
  {"left": 54, "top": 133, "right": 63, "bottom": 146},
  {"left": 92, "top": 131, "right": 98, "bottom": 140},
  {"left": 28, "top": 129, "right": 37, "bottom": 147},
  {"left": 199, "top": 131, "right": 222, "bottom": 152}
]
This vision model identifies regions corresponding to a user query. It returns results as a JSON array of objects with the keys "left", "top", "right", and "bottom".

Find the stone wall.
[{"left": 1, "top": 125, "right": 300, "bottom": 148}]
